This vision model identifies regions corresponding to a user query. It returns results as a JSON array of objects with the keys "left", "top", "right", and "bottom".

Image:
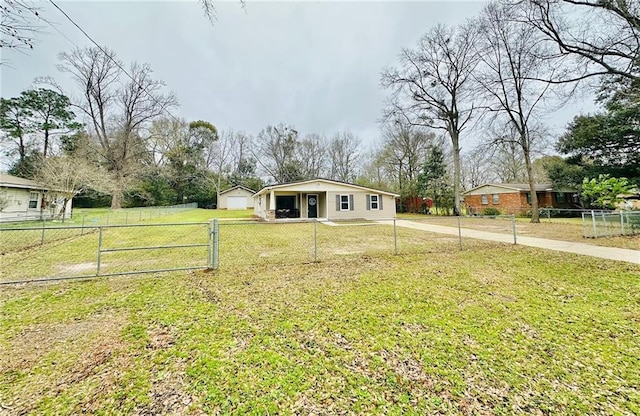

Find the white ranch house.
[
  {"left": 0, "top": 174, "right": 73, "bottom": 222},
  {"left": 253, "top": 178, "right": 399, "bottom": 221}
]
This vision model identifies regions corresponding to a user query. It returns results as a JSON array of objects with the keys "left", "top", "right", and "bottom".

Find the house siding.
[
  {"left": 253, "top": 179, "right": 398, "bottom": 220},
  {"left": 0, "top": 187, "right": 73, "bottom": 222},
  {"left": 327, "top": 192, "right": 395, "bottom": 220}
]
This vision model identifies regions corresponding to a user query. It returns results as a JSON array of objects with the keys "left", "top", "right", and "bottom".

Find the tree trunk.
[
  {"left": 111, "top": 177, "right": 123, "bottom": 209},
  {"left": 43, "top": 129, "right": 50, "bottom": 158},
  {"left": 451, "top": 130, "right": 462, "bottom": 216},
  {"left": 523, "top": 142, "right": 540, "bottom": 223}
]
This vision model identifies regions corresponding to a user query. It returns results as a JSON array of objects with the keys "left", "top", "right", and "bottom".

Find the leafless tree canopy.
[
  {"left": 522, "top": 0, "right": 640, "bottom": 81},
  {"left": 378, "top": 122, "right": 433, "bottom": 197},
  {"left": 475, "top": 1, "right": 563, "bottom": 222},
  {"left": 298, "top": 133, "right": 327, "bottom": 179},
  {"left": 57, "top": 46, "right": 177, "bottom": 208},
  {"left": 0, "top": 0, "right": 42, "bottom": 50},
  {"left": 328, "top": 132, "right": 361, "bottom": 182},
  {"left": 382, "top": 23, "right": 480, "bottom": 214}
]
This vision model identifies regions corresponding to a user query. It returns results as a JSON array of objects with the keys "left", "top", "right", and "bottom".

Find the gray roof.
[
  {"left": 0, "top": 174, "right": 46, "bottom": 190},
  {"left": 463, "top": 182, "right": 576, "bottom": 195},
  {"left": 254, "top": 178, "right": 400, "bottom": 198},
  {"left": 219, "top": 185, "right": 256, "bottom": 195}
]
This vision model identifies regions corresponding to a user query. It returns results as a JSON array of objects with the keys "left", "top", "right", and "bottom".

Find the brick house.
[{"left": 463, "top": 183, "right": 577, "bottom": 215}]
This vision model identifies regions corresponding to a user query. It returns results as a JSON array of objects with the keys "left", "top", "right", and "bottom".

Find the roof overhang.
[{"left": 254, "top": 178, "right": 400, "bottom": 198}]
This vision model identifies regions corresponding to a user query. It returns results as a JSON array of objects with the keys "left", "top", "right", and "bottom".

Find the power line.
[{"left": 47, "top": 0, "right": 183, "bottom": 125}]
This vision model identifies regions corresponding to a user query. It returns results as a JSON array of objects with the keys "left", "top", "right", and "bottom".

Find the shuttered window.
[
  {"left": 367, "top": 194, "right": 381, "bottom": 210},
  {"left": 335, "top": 194, "right": 354, "bottom": 211},
  {"left": 481, "top": 194, "right": 488, "bottom": 204}
]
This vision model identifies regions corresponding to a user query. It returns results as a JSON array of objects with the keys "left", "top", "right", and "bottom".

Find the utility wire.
[{"left": 47, "top": 0, "right": 183, "bottom": 125}]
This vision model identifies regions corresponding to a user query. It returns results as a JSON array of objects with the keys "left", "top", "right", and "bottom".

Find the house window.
[
  {"left": 556, "top": 192, "right": 566, "bottom": 203},
  {"left": 340, "top": 195, "right": 350, "bottom": 211},
  {"left": 526, "top": 193, "right": 531, "bottom": 204},
  {"left": 28, "top": 192, "right": 39, "bottom": 209},
  {"left": 370, "top": 195, "right": 379, "bottom": 210},
  {"left": 492, "top": 194, "right": 500, "bottom": 204},
  {"left": 481, "top": 194, "right": 488, "bottom": 204}
]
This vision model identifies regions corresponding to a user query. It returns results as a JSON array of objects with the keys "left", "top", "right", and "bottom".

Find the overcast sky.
[{"left": 1, "top": 0, "right": 597, "bottom": 169}]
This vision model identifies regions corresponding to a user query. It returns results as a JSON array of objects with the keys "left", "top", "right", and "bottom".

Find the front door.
[{"left": 307, "top": 194, "right": 318, "bottom": 218}]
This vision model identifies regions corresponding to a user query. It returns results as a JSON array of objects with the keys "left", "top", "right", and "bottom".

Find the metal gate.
[{"left": 0, "top": 222, "right": 216, "bottom": 285}]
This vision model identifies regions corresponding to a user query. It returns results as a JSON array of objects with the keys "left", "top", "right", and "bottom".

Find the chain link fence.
[
  {"left": 2, "top": 216, "right": 519, "bottom": 284},
  {"left": 582, "top": 210, "right": 640, "bottom": 238},
  {"left": 0, "top": 222, "right": 212, "bottom": 284},
  {"left": 0, "top": 202, "right": 198, "bottom": 227}
]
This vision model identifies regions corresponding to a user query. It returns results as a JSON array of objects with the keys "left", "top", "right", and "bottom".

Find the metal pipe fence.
[
  {"left": 582, "top": 210, "right": 640, "bottom": 238},
  {"left": 0, "top": 202, "right": 198, "bottom": 228},
  {"left": 2, "top": 216, "right": 522, "bottom": 285},
  {"left": 0, "top": 222, "right": 212, "bottom": 285}
]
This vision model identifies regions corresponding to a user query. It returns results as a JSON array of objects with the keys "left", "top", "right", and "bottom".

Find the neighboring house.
[
  {"left": 253, "top": 178, "right": 399, "bottom": 220},
  {"left": 616, "top": 190, "right": 640, "bottom": 211},
  {"left": 0, "top": 173, "right": 73, "bottom": 222},
  {"left": 217, "top": 185, "right": 256, "bottom": 210},
  {"left": 463, "top": 183, "right": 577, "bottom": 215}
]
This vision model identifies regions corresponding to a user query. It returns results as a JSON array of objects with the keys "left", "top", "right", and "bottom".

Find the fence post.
[
  {"left": 547, "top": 208, "right": 551, "bottom": 221},
  {"left": 314, "top": 219, "right": 318, "bottom": 262},
  {"left": 81, "top": 215, "right": 86, "bottom": 235},
  {"left": 393, "top": 218, "right": 398, "bottom": 255},
  {"left": 207, "top": 221, "right": 213, "bottom": 268},
  {"left": 125, "top": 211, "right": 128, "bottom": 225},
  {"left": 602, "top": 212, "right": 608, "bottom": 236},
  {"left": 139, "top": 210, "right": 142, "bottom": 221},
  {"left": 106, "top": 210, "right": 110, "bottom": 226},
  {"left": 97, "top": 227, "right": 103, "bottom": 276},
  {"left": 457, "top": 215, "right": 462, "bottom": 250},
  {"left": 591, "top": 210, "right": 597, "bottom": 238},
  {"left": 212, "top": 218, "right": 219, "bottom": 270},
  {"left": 621, "top": 212, "right": 625, "bottom": 235},
  {"left": 41, "top": 219, "right": 45, "bottom": 244},
  {"left": 512, "top": 214, "right": 517, "bottom": 245}
]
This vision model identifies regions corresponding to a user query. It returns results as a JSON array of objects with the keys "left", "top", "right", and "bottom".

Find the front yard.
[{"left": 1, "top": 211, "right": 639, "bottom": 414}]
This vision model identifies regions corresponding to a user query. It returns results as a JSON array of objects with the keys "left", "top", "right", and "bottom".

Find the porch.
[{"left": 262, "top": 191, "right": 328, "bottom": 220}]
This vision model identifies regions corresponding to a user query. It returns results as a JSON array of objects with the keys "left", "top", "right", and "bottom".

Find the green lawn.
[
  {"left": 1, "top": 219, "right": 639, "bottom": 414},
  {"left": 0, "top": 207, "right": 254, "bottom": 229}
]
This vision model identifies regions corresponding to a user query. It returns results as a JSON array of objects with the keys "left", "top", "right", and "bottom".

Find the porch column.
[{"left": 269, "top": 189, "right": 276, "bottom": 210}]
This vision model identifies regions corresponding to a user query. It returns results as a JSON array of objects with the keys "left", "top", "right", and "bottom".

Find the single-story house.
[
  {"left": 463, "top": 183, "right": 577, "bottom": 215},
  {"left": 0, "top": 173, "right": 73, "bottom": 222},
  {"left": 253, "top": 178, "right": 399, "bottom": 220},
  {"left": 217, "top": 185, "right": 255, "bottom": 209}
]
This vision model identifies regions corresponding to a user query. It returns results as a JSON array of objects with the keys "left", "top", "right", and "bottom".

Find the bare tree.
[
  {"left": 0, "top": 0, "right": 42, "bottom": 51},
  {"left": 379, "top": 122, "right": 434, "bottom": 198},
  {"left": 357, "top": 144, "right": 392, "bottom": 190},
  {"left": 35, "top": 154, "right": 108, "bottom": 221},
  {"left": 522, "top": 0, "right": 640, "bottom": 82},
  {"left": 382, "top": 23, "right": 480, "bottom": 215},
  {"left": 474, "top": 1, "right": 562, "bottom": 222},
  {"left": 297, "top": 133, "right": 327, "bottom": 178},
  {"left": 207, "top": 128, "right": 234, "bottom": 200},
  {"left": 255, "top": 124, "right": 301, "bottom": 183},
  {"left": 327, "top": 131, "right": 360, "bottom": 182},
  {"left": 461, "top": 145, "right": 496, "bottom": 190},
  {"left": 57, "top": 46, "right": 177, "bottom": 209}
]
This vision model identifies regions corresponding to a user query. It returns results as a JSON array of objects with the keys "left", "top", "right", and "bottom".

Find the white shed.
[{"left": 217, "top": 185, "right": 256, "bottom": 210}]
